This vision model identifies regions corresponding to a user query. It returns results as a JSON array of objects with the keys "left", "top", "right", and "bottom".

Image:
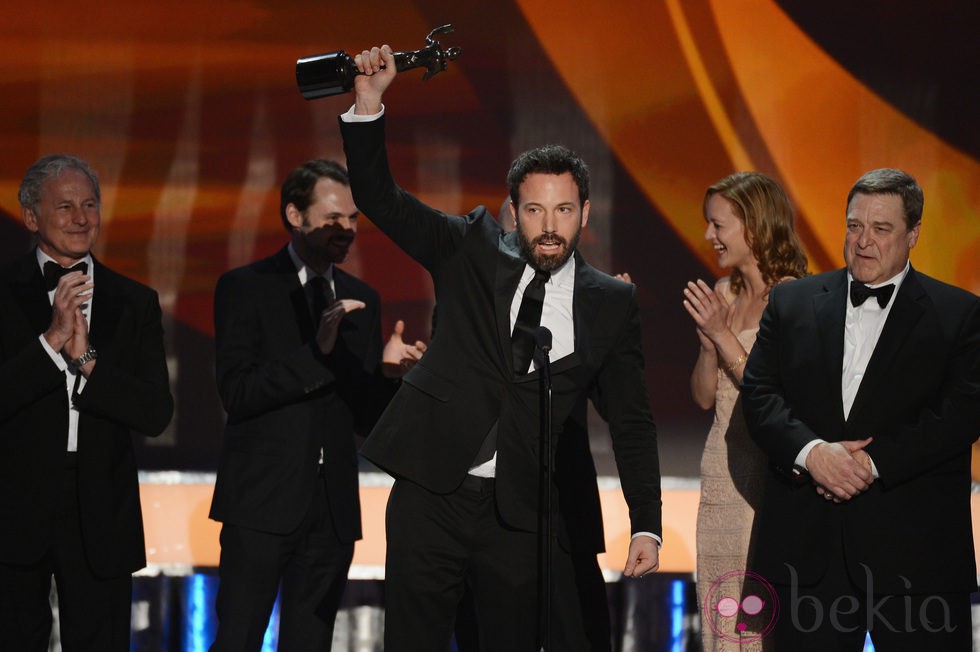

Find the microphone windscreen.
[{"left": 535, "top": 326, "right": 553, "bottom": 352}]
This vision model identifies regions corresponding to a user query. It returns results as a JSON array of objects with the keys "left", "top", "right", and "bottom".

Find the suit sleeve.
[
  {"left": 340, "top": 114, "right": 468, "bottom": 274},
  {"left": 593, "top": 285, "right": 662, "bottom": 538},
  {"left": 868, "top": 297, "right": 980, "bottom": 486},
  {"left": 741, "top": 286, "right": 821, "bottom": 473},
  {"left": 72, "top": 289, "right": 174, "bottom": 437},
  {"left": 214, "top": 271, "right": 343, "bottom": 423}
]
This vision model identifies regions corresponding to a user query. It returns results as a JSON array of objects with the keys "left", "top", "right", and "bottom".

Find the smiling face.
[
  {"left": 703, "top": 193, "right": 753, "bottom": 270},
  {"left": 844, "top": 192, "right": 919, "bottom": 285},
  {"left": 511, "top": 172, "right": 589, "bottom": 272},
  {"left": 287, "top": 177, "right": 359, "bottom": 270},
  {"left": 22, "top": 168, "right": 101, "bottom": 266}
]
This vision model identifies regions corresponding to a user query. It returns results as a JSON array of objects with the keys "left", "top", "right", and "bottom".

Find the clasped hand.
[
  {"left": 808, "top": 438, "right": 874, "bottom": 503},
  {"left": 44, "top": 270, "right": 94, "bottom": 371}
]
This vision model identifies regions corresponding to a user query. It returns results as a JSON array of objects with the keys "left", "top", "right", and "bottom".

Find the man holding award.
[{"left": 337, "top": 44, "right": 663, "bottom": 650}]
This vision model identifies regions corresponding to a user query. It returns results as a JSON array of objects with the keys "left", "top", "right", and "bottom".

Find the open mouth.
[{"left": 535, "top": 238, "right": 565, "bottom": 252}]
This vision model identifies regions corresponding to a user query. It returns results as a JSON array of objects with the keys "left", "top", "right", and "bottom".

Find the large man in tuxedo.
[
  {"left": 742, "top": 168, "right": 979, "bottom": 650},
  {"left": 339, "top": 46, "right": 662, "bottom": 651},
  {"left": 208, "top": 159, "right": 421, "bottom": 650},
  {"left": 0, "top": 154, "right": 174, "bottom": 650}
]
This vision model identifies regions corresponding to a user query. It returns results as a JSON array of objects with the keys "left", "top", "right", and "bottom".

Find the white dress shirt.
[
  {"left": 469, "top": 258, "right": 576, "bottom": 477},
  {"left": 36, "top": 249, "right": 94, "bottom": 452},
  {"left": 287, "top": 242, "right": 336, "bottom": 297},
  {"left": 796, "top": 261, "right": 910, "bottom": 475}
]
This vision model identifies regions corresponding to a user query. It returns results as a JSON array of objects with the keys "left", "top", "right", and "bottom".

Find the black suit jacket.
[
  {"left": 742, "top": 268, "right": 980, "bottom": 594},
  {"left": 209, "top": 246, "right": 391, "bottom": 542},
  {"left": 340, "top": 116, "right": 662, "bottom": 550},
  {"left": 0, "top": 251, "right": 173, "bottom": 577}
]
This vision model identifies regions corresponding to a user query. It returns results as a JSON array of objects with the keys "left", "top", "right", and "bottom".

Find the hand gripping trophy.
[{"left": 296, "top": 24, "right": 462, "bottom": 100}]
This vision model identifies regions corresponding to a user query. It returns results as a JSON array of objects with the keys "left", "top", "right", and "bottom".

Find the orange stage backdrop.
[
  {"left": 137, "top": 476, "right": 980, "bottom": 577},
  {"left": 1, "top": 3, "right": 977, "bottom": 484}
]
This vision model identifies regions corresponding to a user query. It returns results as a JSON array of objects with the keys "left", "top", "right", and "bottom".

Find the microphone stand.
[{"left": 534, "top": 327, "right": 553, "bottom": 651}]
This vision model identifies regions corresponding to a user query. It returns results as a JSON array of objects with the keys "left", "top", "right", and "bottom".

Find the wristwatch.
[{"left": 68, "top": 345, "right": 97, "bottom": 370}]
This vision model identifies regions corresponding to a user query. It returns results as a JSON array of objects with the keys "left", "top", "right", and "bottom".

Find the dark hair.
[
  {"left": 846, "top": 168, "right": 923, "bottom": 229},
  {"left": 704, "top": 172, "right": 808, "bottom": 294},
  {"left": 18, "top": 154, "right": 101, "bottom": 215},
  {"left": 279, "top": 159, "right": 350, "bottom": 231},
  {"left": 506, "top": 145, "right": 589, "bottom": 207}
]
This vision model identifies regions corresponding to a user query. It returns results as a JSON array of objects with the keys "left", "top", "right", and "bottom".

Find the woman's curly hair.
[{"left": 704, "top": 172, "right": 808, "bottom": 294}]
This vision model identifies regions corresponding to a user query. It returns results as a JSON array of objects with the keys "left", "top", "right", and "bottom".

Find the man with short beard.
[
  {"left": 336, "top": 45, "right": 663, "bottom": 651},
  {"left": 208, "top": 159, "right": 424, "bottom": 651}
]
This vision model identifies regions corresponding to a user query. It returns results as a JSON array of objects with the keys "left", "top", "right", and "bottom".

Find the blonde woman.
[{"left": 683, "top": 172, "right": 807, "bottom": 651}]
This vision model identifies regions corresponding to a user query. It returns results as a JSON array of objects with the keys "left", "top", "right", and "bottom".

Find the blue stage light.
[
  {"left": 670, "top": 579, "right": 686, "bottom": 652},
  {"left": 184, "top": 574, "right": 216, "bottom": 652}
]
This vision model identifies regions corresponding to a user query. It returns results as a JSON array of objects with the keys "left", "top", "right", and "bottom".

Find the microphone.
[
  {"left": 533, "top": 325, "right": 554, "bottom": 644},
  {"left": 534, "top": 327, "right": 553, "bottom": 386},
  {"left": 534, "top": 326, "right": 552, "bottom": 355}
]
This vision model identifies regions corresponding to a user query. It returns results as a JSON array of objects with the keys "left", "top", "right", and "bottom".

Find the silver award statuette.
[{"left": 296, "top": 24, "right": 462, "bottom": 100}]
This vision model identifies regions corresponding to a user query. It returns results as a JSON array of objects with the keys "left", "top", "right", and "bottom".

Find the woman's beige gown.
[{"left": 696, "top": 326, "right": 771, "bottom": 651}]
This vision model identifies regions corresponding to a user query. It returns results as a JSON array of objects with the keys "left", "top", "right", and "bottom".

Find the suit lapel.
[
  {"left": 572, "top": 253, "right": 603, "bottom": 360},
  {"left": 495, "top": 232, "right": 528, "bottom": 375},
  {"left": 268, "top": 247, "right": 314, "bottom": 343},
  {"left": 88, "top": 258, "right": 124, "bottom": 351},
  {"left": 813, "top": 269, "right": 848, "bottom": 425},
  {"left": 333, "top": 267, "right": 369, "bottom": 358},
  {"left": 11, "top": 252, "right": 52, "bottom": 335},
  {"left": 847, "top": 268, "right": 927, "bottom": 423}
]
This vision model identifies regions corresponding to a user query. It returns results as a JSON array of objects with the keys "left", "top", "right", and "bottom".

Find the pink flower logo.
[{"left": 702, "top": 570, "right": 779, "bottom": 643}]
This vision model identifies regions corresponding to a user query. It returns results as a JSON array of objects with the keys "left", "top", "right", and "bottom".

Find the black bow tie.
[
  {"left": 849, "top": 281, "right": 894, "bottom": 308},
  {"left": 43, "top": 261, "right": 88, "bottom": 291}
]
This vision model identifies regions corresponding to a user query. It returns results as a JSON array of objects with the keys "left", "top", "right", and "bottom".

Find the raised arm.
[{"left": 338, "top": 43, "right": 473, "bottom": 273}]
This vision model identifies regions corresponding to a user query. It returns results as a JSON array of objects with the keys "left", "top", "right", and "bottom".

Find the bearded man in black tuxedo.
[
  {"left": 208, "top": 159, "right": 423, "bottom": 651},
  {"left": 337, "top": 45, "right": 663, "bottom": 651}
]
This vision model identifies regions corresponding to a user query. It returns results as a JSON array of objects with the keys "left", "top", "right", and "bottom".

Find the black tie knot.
[
  {"left": 43, "top": 261, "right": 88, "bottom": 291},
  {"left": 523, "top": 268, "right": 549, "bottom": 296},
  {"left": 849, "top": 282, "right": 894, "bottom": 308}
]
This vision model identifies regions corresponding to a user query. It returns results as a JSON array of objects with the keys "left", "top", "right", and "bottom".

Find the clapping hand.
[
  {"left": 316, "top": 299, "right": 366, "bottom": 355},
  {"left": 682, "top": 279, "right": 735, "bottom": 345},
  {"left": 382, "top": 320, "right": 427, "bottom": 378}
]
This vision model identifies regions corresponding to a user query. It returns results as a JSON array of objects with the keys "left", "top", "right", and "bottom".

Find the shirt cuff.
[
  {"left": 631, "top": 531, "right": 662, "bottom": 547},
  {"left": 867, "top": 455, "right": 880, "bottom": 479},
  {"left": 340, "top": 104, "right": 385, "bottom": 122},
  {"left": 795, "top": 439, "right": 824, "bottom": 471},
  {"left": 38, "top": 334, "right": 68, "bottom": 372}
]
